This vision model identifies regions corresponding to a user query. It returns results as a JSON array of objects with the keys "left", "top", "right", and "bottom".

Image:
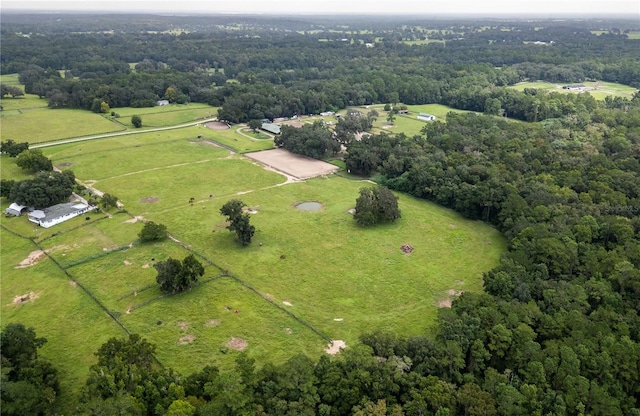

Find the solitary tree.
[
  {"left": 220, "top": 199, "right": 255, "bottom": 246},
  {"left": 354, "top": 186, "right": 401, "bottom": 226},
  {"left": 131, "top": 115, "right": 142, "bottom": 128},
  {"left": 139, "top": 221, "right": 167, "bottom": 242},
  {"left": 248, "top": 119, "right": 262, "bottom": 133}
]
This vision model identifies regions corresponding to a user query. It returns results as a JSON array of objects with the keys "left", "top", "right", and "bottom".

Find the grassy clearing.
[
  {"left": 627, "top": 31, "right": 640, "bottom": 39},
  {"left": 508, "top": 80, "right": 638, "bottom": 99},
  {"left": 0, "top": 94, "right": 48, "bottom": 111},
  {"left": 0, "top": 229, "right": 126, "bottom": 413},
  {"left": 113, "top": 104, "right": 219, "bottom": 127},
  {"left": 45, "top": 131, "right": 230, "bottom": 181},
  {"left": 0, "top": 107, "right": 125, "bottom": 143}
]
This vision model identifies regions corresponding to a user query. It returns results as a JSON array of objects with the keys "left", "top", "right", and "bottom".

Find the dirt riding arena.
[
  {"left": 205, "top": 121, "right": 230, "bottom": 130},
  {"left": 245, "top": 148, "right": 339, "bottom": 180}
]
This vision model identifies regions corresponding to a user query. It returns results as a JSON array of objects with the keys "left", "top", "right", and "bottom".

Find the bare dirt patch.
[
  {"left": 245, "top": 148, "right": 339, "bottom": 180},
  {"left": 140, "top": 196, "right": 159, "bottom": 204},
  {"left": 123, "top": 260, "right": 132, "bottom": 266},
  {"left": 205, "top": 319, "right": 220, "bottom": 327},
  {"left": 284, "top": 327, "right": 293, "bottom": 334},
  {"left": 125, "top": 216, "right": 145, "bottom": 223},
  {"left": 438, "top": 299, "right": 453, "bottom": 308},
  {"left": 226, "top": 337, "right": 248, "bottom": 351},
  {"left": 12, "top": 291, "right": 40, "bottom": 304},
  {"left": 438, "top": 289, "right": 464, "bottom": 308},
  {"left": 179, "top": 334, "right": 195, "bottom": 345},
  {"left": 325, "top": 340, "right": 347, "bottom": 355},
  {"left": 178, "top": 321, "right": 189, "bottom": 331},
  {"left": 69, "top": 281, "right": 77, "bottom": 287},
  {"left": 142, "top": 264, "right": 150, "bottom": 269},
  {"left": 449, "top": 223, "right": 457, "bottom": 228},
  {"left": 16, "top": 251, "right": 46, "bottom": 268},
  {"left": 282, "top": 120, "right": 304, "bottom": 128},
  {"left": 282, "top": 301, "right": 293, "bottom": 307},
  {"left": 401, "top": 244, "right": 414, "bottom": 255},
  {"left": 205, "top": 121, "right": 230, "bottom": 130}
]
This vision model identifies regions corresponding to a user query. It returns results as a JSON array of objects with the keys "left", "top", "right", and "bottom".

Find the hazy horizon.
[{"left": 2, "top": 0, "right": 638, "bottom": 18}]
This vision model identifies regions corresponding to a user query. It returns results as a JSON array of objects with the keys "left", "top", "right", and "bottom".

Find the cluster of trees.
[
  {"left": 353, "top": 186, "right": 401, "bottom": 227},
  {"left": 220, "top": 199, "right": 255, "bottom": 246},
  {"left": 0, "top": 83, "right": 24, "bottom": 98},
  {"left": 0, "top": 139, "right": 29, "bottom": 157},
  {"left": 274, "top": 121, "right": 340, "bottom": 160},
  {"left": 0, "top": 323, "right": 60, "bottom": 416},
  {"left": 155, "top": 254, "right": 205, "bottom": 294},
  {"left": 2, "top": 170, "right": 76, "bottom": 208},
  {"left": 15, "top": 149, "right": 53, "bottom": 173}
]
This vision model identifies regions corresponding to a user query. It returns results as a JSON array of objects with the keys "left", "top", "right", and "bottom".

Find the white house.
[
  {"left": 156, "top": 100, "right": 170, "bottom": 106},
  {"left": 417, "top": 113, "right": 436, "bottom": 121},
  {"left": 28, "top": 202, "right": 96, "bottom": 228}
]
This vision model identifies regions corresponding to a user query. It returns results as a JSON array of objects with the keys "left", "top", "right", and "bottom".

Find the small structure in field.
[
  {"left": 28, "top": 202, "right": 96, "bottom": 228},
  {"left": 417, "top": 113, "right": 436, "bottom": 121},
  {"left": 562, "top": 84, "right": 586, "bottom": 90},
  {"left": 156, "top": 99, "right": 170, "bottom": 106},
  {"left": 5, "top": 202, "right": 28, "bottom": 216}
]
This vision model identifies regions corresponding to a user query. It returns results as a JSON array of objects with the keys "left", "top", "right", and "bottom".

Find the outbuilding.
[
  {"left": 5, "top": 202, "right": 28, "bottom": 216},
  {"left": 28, "top": 202, "right": 96, "bottom": 228},
  {"left": 417, "top": 113, "right": 436, "bottom": 121}
]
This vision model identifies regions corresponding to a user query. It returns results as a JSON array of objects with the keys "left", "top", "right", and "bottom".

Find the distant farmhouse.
[
  {"left": 27, "top": 202, "right": 96, "bottom": 228},
  {"left": 417, "top": 113, "right": 436, "bottom": 121},
  {"left": 261, "top": 123, "right": 281, "bottom": 135},
  {"left": 156, "top": 99, "right": 170, "bottom": 106}
]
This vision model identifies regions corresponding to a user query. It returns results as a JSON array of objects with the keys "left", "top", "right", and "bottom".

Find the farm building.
[
  {"left": 398, "top": 109, "right": 411, "bottom": 114},
  {"left": 5, "top": 203, "right": 28, "bottom": 216},
  {"left": 28, "top": 202, "right": 96, "bottom": 228},
  {"left": 261, "top": 123, "right": 281, "bottom": 135},
  {"left": 417, "top": 113, "right": 436, "bottom": 121},
  {"left": 562, "top": 84, "right": 586, "bottom": 90},
  {"left": 156, "top": 100, "right": 170, "bottom": 106}
]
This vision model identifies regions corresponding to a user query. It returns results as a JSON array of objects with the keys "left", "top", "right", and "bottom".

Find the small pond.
[{"left": 295, "top": 201, "right": 323, "bottom": 211}]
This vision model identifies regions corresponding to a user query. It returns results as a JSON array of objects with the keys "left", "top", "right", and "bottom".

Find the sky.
[{"left": 2, "top": 0, "right": 639, "bottom": 17}]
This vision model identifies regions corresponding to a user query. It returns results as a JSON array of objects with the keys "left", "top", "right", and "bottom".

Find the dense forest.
[{"left": 1, "top": 13, "right": 640, "bottom": 416}]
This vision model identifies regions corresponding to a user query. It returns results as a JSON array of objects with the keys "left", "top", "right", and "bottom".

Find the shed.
[
  {"left": 261, "top": 123, "right": 281, "bottom": 135},
  {"left": 156, "top": 100, "right": 170, "bottom": 106},
  {"left": 5, "top": 203, "right": 27, "bottom": 216},
  {"left": 417, "top": 113, "right": 436, "bottom": 121}
]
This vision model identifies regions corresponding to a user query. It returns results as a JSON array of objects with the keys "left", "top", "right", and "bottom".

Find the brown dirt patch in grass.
[
  {"left": 449, "top": 223, "right": 457, "bottom": 228},
  {"left": 401, "top": 244, "right": 414, "bottom": 255},
  {"left": 282, "top": 301, "right": 293, "bottom": 307},
  {"left": 283, "top": 121, "right": 304, "bottom": 128},
  {"left": 140, "top": 196, "right": 159, "bottom": 204},
  {"left": 325, "top": 340, "right": 346, "bottom": 355},
  {"left": 125, "top": 216, "right": 145, "bottom": 223},
  {"left": 12, "top": 291, "right": 40, "bottom": 304},
  {"left": 226, "top": 337, "right": 248, "bottom": 351},
  {"left": 178, "top": 321, "right": 189, "bottom": 331},
  {"left": 69, "top": 281, "right": 77, "bottom": 287},
  {"left": 205, "top": 319, "right": 220, "bottom": 327},
  {"left": 179, "top": 334, "right": 195, "bottom": 345},
  {"left": 205, "top": 121, "right": 230, "bottom": 130},
  {"left": 142, "top": 264, "right": 150, "bottom": 269},
  {"left": 16, "top": 251, "right": 46, "bottom": 268},
  {"left": 284, "top": 328, "right": 293, "bottom": 334},
  {"left": 123, "top": 260, "right": 132, "bottom": 266},
  {"left": 438, "top": 289, "right": 464, "bottom": 309},
  {"left": 438, "top": 299, "right": 453, "bottom": 308}
]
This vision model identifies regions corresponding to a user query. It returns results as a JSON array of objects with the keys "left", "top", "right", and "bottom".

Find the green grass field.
[
  {"left": 508, "top": 80, "right": 638, "bottom": 100},
  {"left": 112, "top": 103, "right": 219, "bottom": 127},
  {"left": 2, "top": 91, "right": 506, "bottom": 413}
]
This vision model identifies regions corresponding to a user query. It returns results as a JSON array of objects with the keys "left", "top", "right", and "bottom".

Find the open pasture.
[
  {"left": 204, "top": 123, "right": 275, "bottom": 153},
  {"left": 1, "top": 111, "right": 504, "bottom": 409},
  {"left": 114, "top": 104, "right": 219, "bottom": 127},
  {"left": 508, "top": 80, "right": 638, "bottom": 99},
  {"left": 0, "top": 94, "right": 48, "bottom": 111},
  {"left": 0, "top": 229, "right": 126, "bottom": 410},
  {"left": 0, "top": 107, "right": 125, "bottom": 143}
]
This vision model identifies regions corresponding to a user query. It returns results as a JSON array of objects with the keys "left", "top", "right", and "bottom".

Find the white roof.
[
  {"left": 29, "top": 210, "right": 46, "bottom": 219},
  {"left": 8, "top": 202, "right": 26, "bottom": 211}
]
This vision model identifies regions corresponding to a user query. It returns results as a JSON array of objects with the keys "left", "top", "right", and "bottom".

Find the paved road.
[{"left": 31, "top": 117, "right": 220, "bottom": 148}]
